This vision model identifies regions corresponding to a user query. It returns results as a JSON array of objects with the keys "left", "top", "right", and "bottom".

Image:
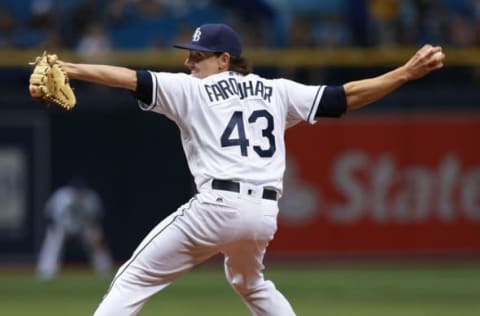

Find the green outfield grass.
[{"left": 1, "top": 263, "right": 480, "bottom": 316}]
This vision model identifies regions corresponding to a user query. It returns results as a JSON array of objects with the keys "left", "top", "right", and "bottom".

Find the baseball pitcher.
[{"left": 29, "top": 23, "right": 444, "bottom": 315}]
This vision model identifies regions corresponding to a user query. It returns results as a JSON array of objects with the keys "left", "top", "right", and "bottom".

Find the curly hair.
[{"left": 228, "top": 56, "right": 253, "bottom": 75}]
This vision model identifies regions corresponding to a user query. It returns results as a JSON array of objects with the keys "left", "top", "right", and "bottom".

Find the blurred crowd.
[{"left": 0, "top": 0, "right": 479, "bottom": 55}]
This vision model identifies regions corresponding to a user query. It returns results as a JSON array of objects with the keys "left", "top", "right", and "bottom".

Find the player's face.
[{"left": 184, "top": 51, "right": 229, "bottom": 79}]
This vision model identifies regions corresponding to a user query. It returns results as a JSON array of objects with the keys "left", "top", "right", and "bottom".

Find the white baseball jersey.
[{"left": 139, "top": 71, "right": 325, "bottom": 195}]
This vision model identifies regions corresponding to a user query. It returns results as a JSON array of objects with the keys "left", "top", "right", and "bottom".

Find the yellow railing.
[{"left": 2, "top": 48, "right": 479, "bottom": 68}]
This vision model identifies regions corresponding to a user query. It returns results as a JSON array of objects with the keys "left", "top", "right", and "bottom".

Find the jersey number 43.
[{"left": 221, "top": 110, "right": 276, "bottom": 158}]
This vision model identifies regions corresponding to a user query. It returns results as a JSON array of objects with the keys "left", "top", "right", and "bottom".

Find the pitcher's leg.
[
  {"left": 93, "top": 200, "right": 216, "bottom": 316},
  {"left": 223, "top": 241, "right": 295, "bottom": 316}
]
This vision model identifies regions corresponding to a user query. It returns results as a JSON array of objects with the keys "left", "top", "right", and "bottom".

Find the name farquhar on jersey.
[{"left": 204, "top": 78, "right": 273, "bottom": 103}]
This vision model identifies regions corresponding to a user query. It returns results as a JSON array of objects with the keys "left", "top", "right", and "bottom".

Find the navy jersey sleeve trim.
[
  {"left": 132, "top": 70, "right": 155, "bottom": 110},
  {"left": 315, "top": 85, "right": 347, "bottom": 118}
]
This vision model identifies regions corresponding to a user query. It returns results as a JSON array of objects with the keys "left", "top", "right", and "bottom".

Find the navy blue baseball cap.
[{"left": 173, "top": 23, "right": 242, "bottom": 57}]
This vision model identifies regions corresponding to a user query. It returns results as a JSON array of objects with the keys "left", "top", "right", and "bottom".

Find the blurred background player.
[{"left": 36, "top": 176, "right": 113, "bottom": 280}]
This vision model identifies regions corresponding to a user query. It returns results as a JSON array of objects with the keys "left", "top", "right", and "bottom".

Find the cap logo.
[{"left": 192, "top": 28, "right": 201, "bottom": 42}]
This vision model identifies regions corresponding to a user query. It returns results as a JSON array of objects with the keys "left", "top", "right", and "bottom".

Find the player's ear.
[{"left": 218, "top": 53, "right": 230, "bottom": 70}]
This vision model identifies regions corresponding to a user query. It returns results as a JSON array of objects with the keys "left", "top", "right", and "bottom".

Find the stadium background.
[{"left": 0, "top": 1, "right": 479, "bottom": 315}]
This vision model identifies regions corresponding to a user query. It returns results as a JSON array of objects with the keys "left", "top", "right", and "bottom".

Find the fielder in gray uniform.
[
  {"left": 36, "top": 177, "right": 113, "bottom": 280},
  {"left": 57, "top": 23, "right": 444, "bottom": 315}
]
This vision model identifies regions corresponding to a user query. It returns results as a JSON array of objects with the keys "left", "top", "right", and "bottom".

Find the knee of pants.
[{"left": 228, "top": 275, "right": 271, "bottom": 296}]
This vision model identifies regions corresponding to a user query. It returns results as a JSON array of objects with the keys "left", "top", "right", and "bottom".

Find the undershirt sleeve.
[
  {"left": 131, "top": 70, "right": 153, "bottom": 105},
  {"left": 315, "top": 85, "right": 347, "bottom": 118}
]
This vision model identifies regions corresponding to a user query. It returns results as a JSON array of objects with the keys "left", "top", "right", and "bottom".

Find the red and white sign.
[{"left": 272, "top": 115, "right": 480, "bottom": 257}]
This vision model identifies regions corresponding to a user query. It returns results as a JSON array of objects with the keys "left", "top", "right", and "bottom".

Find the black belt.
[{"left": 212, "top": 179, "right": 278, "bottom": 201}]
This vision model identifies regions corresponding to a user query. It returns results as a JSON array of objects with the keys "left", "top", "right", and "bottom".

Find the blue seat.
[{"left": 109, "top": 16, "right": 177, "bottom": 49}]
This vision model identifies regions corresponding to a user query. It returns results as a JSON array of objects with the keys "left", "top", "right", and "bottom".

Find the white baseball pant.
[{"left": 93, "top": 183, "right": 295, "bottom": 316}]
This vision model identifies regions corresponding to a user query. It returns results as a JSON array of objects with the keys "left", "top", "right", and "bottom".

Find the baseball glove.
[{"left": 29, "top": 51, "right": 76, "bottom": 110}]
